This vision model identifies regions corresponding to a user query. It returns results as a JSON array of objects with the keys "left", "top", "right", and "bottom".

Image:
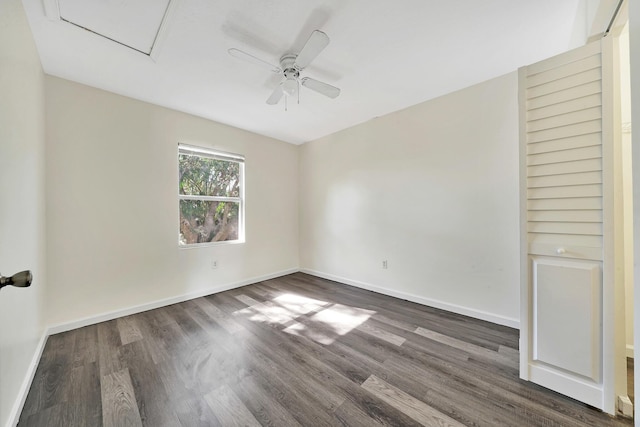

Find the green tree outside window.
[{"left": 178, "top": 146, "right": 244, "bottom": 245}]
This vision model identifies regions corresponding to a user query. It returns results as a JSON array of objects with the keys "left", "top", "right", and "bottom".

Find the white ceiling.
[{"left": 22, "top": 0, "right": 599, "bottom": 144}]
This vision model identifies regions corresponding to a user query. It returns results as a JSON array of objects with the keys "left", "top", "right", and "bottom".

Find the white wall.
[
  {"left": 0, "top": 0, "right": 46, "bottom": 425},
  {"left": 629, "top": 0, "right": 640, "bottom": 420},
  {"left": 44, "top": 76, "right": 299, "bottom": 327},
  {"left": 299, "top": 72, "right": 521, "bottom": 326}
]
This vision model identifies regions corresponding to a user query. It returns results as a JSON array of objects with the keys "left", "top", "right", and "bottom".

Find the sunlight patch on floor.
[
  {"left": 284, "top": 303, "right": 375, "bottom": 345},
  {"left": 234, "top": 297, "right": 295, "bottom": 325},
  {"left": 233, "top": 291, "right": 376, "bottom": 345},
  {"left": 310, "top": 304, "right": 374, "bottom": 335},
  {"left": 272, "top": 293, "right": 329, "bottom": 315},
  {"left": 233, "top": 293, "right": 329, "bottom": 325}
]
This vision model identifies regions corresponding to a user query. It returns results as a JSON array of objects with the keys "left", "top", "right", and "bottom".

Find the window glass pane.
[
  {"left": 179, "top": 200, "right": 239, "bottom": 244},
  {"left": 179, "top": 154, "right": 240, "bottom": 197}
]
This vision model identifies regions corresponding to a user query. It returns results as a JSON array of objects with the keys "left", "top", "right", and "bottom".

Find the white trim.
[
  {"left": 178, "top": 238, "right": 245, "bottom": 249},
  {"left": 47, "top": 268, "right": 297, "bottom": 335},
  {"left": 518, "top": 65, "right": 530, "bottom": 380},
  {"left": 627, "top": 344, "right": 634, "bottom": 359},
  {"left": 6, "top": 333, "right": 48, "bottom": 427},
  {"left": 529, "top": 363, "right": 604, "bottom": 409},
  {"left": 178, "top": 143, "right": 245, "bottom": 163},
  {"left": 177, "top": 143, "right": 245, "bottom": 246},
  {"left": 300, "top": 268, "right": 520, "bottom": 329},
  {"left": 42, "top": 0, "right": 60, "bottom": 21},
  {"left": 149, "top": 0, "right": 181, "bottom": 61},
  {"left": 588, "top": 0, "right": 625, "bottom": 40},
  {"left": 601, "top": 34, "right": 620, "bottom": 416},
  {"left": 178, "top": 195, "right": 240, "bottom": 203}
]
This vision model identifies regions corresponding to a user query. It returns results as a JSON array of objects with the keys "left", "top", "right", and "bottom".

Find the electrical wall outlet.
[
  {"left": 382, "top": 260, "right": 388, "bottom": 269},
  {"left": 211, "top": 260, "right": 218, "bottom": 269}
]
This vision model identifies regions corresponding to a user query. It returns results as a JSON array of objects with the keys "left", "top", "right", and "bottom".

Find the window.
[{"left": 178, "top": 144, "right": 244, "bottom": 246}]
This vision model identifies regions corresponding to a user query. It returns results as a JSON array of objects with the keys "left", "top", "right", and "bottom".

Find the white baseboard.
[
  {"left": 6, "top": 332, "right": 48, "bottom": 427},
  {"left": 47, "top": 268, "right": 298, "bottom": 335},
  {"left": 300, "top": 268, "right": 520, "bottom": 329},
  {"left": 6, "top": 268, "right": 297, "bottom": 427},
  {"left": 627, "top": 344, "right": 634, "bottom": 359}
]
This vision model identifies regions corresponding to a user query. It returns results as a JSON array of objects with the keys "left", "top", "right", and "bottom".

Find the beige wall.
[
  {"left": 299, "top": 72, "right": 521, "bottom": 326},
  {"left": 44, "top": 76, "right": 299, "bottom": 326},
  {"left": 0, "top": 0, "right": 46, "bottom": 425},
  {"left": 630, "top": 0, "right": 640, "bottom": 418}
]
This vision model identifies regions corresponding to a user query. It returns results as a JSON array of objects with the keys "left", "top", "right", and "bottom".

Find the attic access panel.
[{"left": 57, "top": 0, "right": 172, "bottom": 55}]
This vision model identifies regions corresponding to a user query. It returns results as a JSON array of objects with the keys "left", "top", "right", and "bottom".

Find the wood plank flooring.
[{"left": 18, "top": 273, "right": 632, "bottom": 426}]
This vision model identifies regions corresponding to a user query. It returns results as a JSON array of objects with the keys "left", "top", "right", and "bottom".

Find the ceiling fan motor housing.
[{"left": 280, "top": 54, "right": 300, "bottom": 78}]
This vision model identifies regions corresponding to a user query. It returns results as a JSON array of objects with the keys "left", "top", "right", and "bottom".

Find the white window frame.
[{"left": 178, "top": 143, "right": 245, "bottom": 247}]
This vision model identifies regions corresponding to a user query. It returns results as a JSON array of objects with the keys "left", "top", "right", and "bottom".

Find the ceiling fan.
[{"left": 228, "top": 30, "right": 341, "bottom": 105}]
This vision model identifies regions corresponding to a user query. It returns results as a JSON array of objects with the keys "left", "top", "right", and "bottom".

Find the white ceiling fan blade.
[
  {"left": 301, "top": 77, "right": 340, "bottom": 99},
  {"left": 294, "top": 30, "right": 330, "bottom": 70},
  {"left": 266, "top": 85, "right": 284, "bottom": 105},
  {"left": 228, "top": 48, "right": 281, "bottom": 73}
]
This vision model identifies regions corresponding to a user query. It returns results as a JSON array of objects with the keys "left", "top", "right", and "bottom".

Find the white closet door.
[{"left": 519, "top": 40, "right": 615, "bottom": 412}]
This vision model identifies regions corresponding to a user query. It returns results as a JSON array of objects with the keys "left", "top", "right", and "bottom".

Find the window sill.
[{"left": 178, "top": 239, "right": 245, "bottom": 249}]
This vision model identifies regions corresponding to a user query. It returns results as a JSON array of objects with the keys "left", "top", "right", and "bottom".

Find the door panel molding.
[{"left": 531, "top": 257, "right": 601, "bottom": 381}]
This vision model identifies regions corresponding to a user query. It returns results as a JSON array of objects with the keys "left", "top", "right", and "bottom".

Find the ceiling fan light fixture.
[
  {"left": 282, "top": 76, "right": 298, "bottom": 97},
  {"left": 228, "top": 30, "right": 340, "bottom": 106}
]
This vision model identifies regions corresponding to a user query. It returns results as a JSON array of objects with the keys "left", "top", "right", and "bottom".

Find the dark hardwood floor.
[{"left": 18, "top": 273, "right": 632, "bottom": 426}]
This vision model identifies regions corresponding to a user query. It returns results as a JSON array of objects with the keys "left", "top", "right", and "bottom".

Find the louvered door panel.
[
  {"left": 528, "top": 210, "right": 603, "bottom": 223},
  {"left": 527, "top": 94, "right": 601, "bottom": 121},
  {"left": 528, "top": 184, "right": 602, "bottom": 199},
  {"left": 527, "top": 120, "right": 602, "bottom": 143},
  {"left": 527, "top": 197, "right": 602, "bottom": 210},
  {"left": 525, "top": 54, "right": 601, "bottom": 87},
  {"left": 528, "top": 222, "right": 602, "bottom": 235},
  {"left": 528, "top": 133, "right": 602, "bottom": 154},
  {"left": 520, "top": 40, "right": 608, "bottom": 411},
  {"left": 527, "top": 158, "right": 602, "bottom": 176},
  {"left": 527, "top": 146, "right": 602, "bottom": 165},
  {"left": 528, "top": 81, "right": 602, "bottom": 110},
  {"left": 528, "top": 171, "right": 602, "bottom": 188},
  {"left": 527, "top": 107, "right": 602, "bottom": 132},
  {"left": 524, "top": 45, "right": 603, "bottom": 263},
  {"left": 528, "top": 233, "right": 602, "bottom": 247},
  {"left": 527, "top": 68, "right": 602, "bottom": 99}
]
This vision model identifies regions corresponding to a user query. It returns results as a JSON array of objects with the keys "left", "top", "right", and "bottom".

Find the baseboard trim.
[
  {"left": 6, "top": 332, "right": 48, "bottom": 427},
  {"left": 300, "top": 268, "right": 520, "bottom": 329},
  {"left": 627, "top": 344, "right": 634, "bottom": 359},
  {"left": 47, "top": 268, "right": 299, "bottom": 335}
]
